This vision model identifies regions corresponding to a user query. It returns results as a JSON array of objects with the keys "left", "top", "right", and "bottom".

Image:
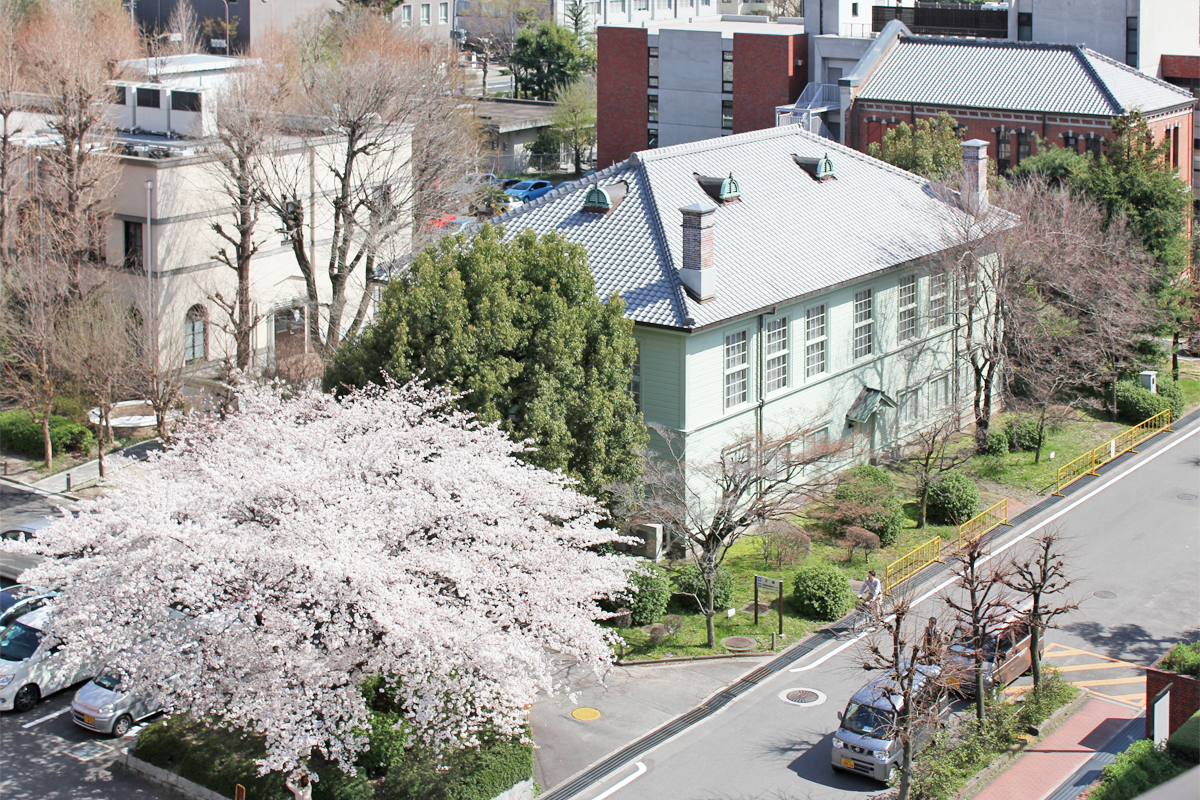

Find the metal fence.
[
  {"left": 884, "top": 535, "right": 942, "bottom": 592},
  {"left": 884, "top": 499, "right": 1012, "bottom": 594},
  {"left": 956, "top": 498, "right": 1009, "bottom": 551},
  {"left": 1054, "top": 409, "right": 1172, "bottom": 496}
]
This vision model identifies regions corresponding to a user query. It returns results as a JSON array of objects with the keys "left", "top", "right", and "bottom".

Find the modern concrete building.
[
  {"left": 459, "top": 124, "right": 1002, "bottom": 471},
  {"left": 393, "top": 0, "right": 459, "bottom": 42},
  {"left": 597, "top": 15, "right": 807, "bottom": 166},
  {"left": 776, "top": 21, "right": 1196, "bottom": 192},
  {"left": 129, "top": 0, "right": 341, "bottom": 54},
  {"left": 474, "top": 98, "right": 561, "bottom": 174},
  {"left": 11, "top": 55, "right": 405, "bottom": 375}
]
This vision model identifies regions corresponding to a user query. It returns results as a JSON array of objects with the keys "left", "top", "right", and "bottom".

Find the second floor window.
[
  {"left": 648, "top": 128, "right": 658, "bottom": 148},
  {"left": 724, "top": 331, "right": 748, "bottom": 408},
  {"left": 420, "top": 4, "right": 430, "bottom": 25},
  {"left": 765, "top": 317, "right": 788, "bottom": 393},
  {"left": 124, "top": 220, "right": 143, "bottom": 269},
  {"left": 898, "top": 274, "right": 917, "bottom": 341},
  {"left": 722, "top": 50, "right": 733, "bottom": 93},
  {"left": 721, "top": 100, "right": 733, "bottom": 130},
  {"left": 649, "top": 47, "right": 659, "bottom": 88},
  {"left": 401, "top": 4, "right": 412, "bottom": 25},
  {"left": 439, "top": 2, "right": 448, "bottom": 23},
  {"left": 853, "top": 289, "right": 873, "bottom": 359},
  {"left": 648, "top": 94, "right": 658, "bottom": 123},
  {"left": 805, "top": 304, "right": 826, "bottom": 378}
]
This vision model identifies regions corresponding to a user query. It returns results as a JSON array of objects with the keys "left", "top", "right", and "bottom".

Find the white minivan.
[{"left": 0, "top": 606, "right": 97, "bottom": 712}]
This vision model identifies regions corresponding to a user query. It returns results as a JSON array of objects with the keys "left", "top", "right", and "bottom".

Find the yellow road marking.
[
  {"left": 1042, "top": 648, "right": 1141, "bottom": 667},
  {"left": 1072, "top": 677, "right": 1146, "bottom": 688},
  {"left": 1090, "top": 692, "right": 1146, "bottom": 706},
  {"left": 1055, "top": 662, "right": 1138, "bottom": 673}
]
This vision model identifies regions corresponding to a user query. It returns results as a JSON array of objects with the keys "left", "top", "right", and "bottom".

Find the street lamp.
[{"left": 219, "top": 0, "right": 230, "bottom": 56}]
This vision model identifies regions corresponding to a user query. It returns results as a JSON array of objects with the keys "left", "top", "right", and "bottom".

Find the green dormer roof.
[{"left": 694, "top": 172, "right": 741, "bottom": 203}]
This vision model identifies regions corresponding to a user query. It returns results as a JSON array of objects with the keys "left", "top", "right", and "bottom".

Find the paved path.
[
  {"left": 972, "top": 698, "right": 1139, "bottom": 800},
  {"left": 31, "top": 440, "right": 162, "bottom": 494}
]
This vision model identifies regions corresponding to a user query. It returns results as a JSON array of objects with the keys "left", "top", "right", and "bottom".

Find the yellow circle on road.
[{"left": 571, "top": 707, "right": 601, "bottom": 721}]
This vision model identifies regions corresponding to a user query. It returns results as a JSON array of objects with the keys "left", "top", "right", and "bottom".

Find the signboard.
[
  {"left": 211, "top": 38, "right": 226, "bottom": 49},
  {"left": 755, "top": 576, "right": 783, "bottom": 592}
]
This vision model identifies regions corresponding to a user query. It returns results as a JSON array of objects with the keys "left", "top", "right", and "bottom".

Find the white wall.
[
  {"left": 1139, "top": 0, "right": 1200, "bottom": 77},
  {"left": 653, "top": 28, "right": 730, "bottom": 146}
]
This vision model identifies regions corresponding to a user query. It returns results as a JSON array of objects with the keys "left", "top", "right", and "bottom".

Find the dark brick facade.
[
  {"left": 597, "top": 26, "right": 650, "bottom": 169},
  {"left": 731, "top": 32, "right": 808, "bottom": 135},
  {"left": 1146, "top": 655, "right": 1200, "bottom": 740},
  {"left": 1162, "top": 54, "right": 1200, "bottom": 80}
]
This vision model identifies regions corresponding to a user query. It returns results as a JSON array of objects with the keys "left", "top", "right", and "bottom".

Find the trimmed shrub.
[
  {"left": 984, "top": 429, "right": 1009, "bottom": 456},
  {"left": 1159, "top": 640, "right": 1200, "bottom": 677},
  {"left": 840, "top": 526, "right": 880, "bottom": 564},
  {"left": 927, "top": 470, "right": 979, "bottom": 525},
  {"left": 1004, "top": 416, "right": 1042, "bottom": 452},
  {"left": 1115, "top": 377, "right": 1185, "bottom": 425},
  {"left": 792, "top": 562, "right": 855, "bottom": 621},
  {"left": 133, "top": 715, "right": 287, "bottom": 800},
  {"left": 1167, "top": 710, "right": 1199, "bottom": 764},
  {"left": 672, "top": 564, "right": 735, "bottom": 612},
  {"left": 619, "top": 564, "right": 671, "bottom": 625},
  {"left": 828, "top": 464, "right": 906, "bottom": 547},
  {"left": 0, "top": 410, "right": 94, "bottom": 458},
  {"left": 381, "top": 734, "right": 535, "bottom": 800},
  {"left": 757, "top": 520, "right": 811, "bottom": 570},
  {"left": 1089, "top": 739, "right": 1186, "bottom": 800}
]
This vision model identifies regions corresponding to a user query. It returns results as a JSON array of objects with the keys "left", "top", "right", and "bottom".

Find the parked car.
[
  {"left": 830, "top": 663, "right": 953, "bottom": 782},
  {"left": 0, "top": 606, "right": 98, "bottom": 712},
  {"left": 0, "top": 516, "right": 63, "bottom": 583},
  {"left": 500, "top": 178, "right": 522, "bottom": 191},
  {"left": 72, "top": 670, "right": 167, "bottom": 736},
  {"left": 944, "top": 595, "right": 1043, "bottom": 697},
  {"left": 0, "top": 586, "right": 58, "bottom": 628},
  {"left": 504, "top": 180, "right": 553, "bottom": 203}
]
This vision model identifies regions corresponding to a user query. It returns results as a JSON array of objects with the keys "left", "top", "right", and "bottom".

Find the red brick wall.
[
  {"left": 849, "top": 102, "right": 1194, "bottom": 189},
  {"left": 1162, "top": 54, "right": 1200, "bottom": 79},
  {"left": 731, "top": 33, "right": 808, "bottom": 135},
  {"left": 1145, "top": 659, "right": 1200, "bottom": 739},
  {"left": 597, "top": 26, "right": 649, "bottom": 169}
]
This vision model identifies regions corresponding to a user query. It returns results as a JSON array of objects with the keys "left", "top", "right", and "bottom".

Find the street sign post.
[{"left": 754, "top": 575, "right": 784, "bottom": 634}]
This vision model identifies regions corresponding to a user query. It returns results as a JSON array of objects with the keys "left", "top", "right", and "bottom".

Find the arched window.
[{"left": 184, "top": 304, "right": 207, "bottom": 363}]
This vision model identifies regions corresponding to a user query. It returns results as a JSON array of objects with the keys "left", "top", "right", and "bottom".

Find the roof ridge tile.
[{"left": 1082, "top": 47, "right": 1198, "bottom": 102}]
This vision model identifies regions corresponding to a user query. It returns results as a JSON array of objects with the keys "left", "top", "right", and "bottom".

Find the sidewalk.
[
  {"left": 972, "top": 696, "right": 1142, "bottom": 800},
  {"left": 30, "top": 440, "right": 162, "bottom": 494}
]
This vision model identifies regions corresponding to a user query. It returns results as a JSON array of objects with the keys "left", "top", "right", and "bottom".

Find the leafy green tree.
[
  {"left": 509, "top": 22, "right": 587, "bottom": 101},
  {"left": 867, "top": 111, "right": 963, "bottom": 180},
  {"left": 551, "top": 74, "right": 596, "bottom": 175},
  {"left": 1009, "top": 141, "right": 1091, "bottom": 187},
  {"left": 325, "top": 225, "right": 647, "bottom": 498}
]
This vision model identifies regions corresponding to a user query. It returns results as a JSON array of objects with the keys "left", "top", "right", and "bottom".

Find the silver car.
[
  {"left": 1, "top": 516, "right": 62, "bottom": 583},
  {"left": 72, "top": 671, "right": 166, "bottom": 736}
]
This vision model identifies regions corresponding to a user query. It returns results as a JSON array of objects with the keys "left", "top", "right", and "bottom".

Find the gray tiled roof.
[
  {"left": 486, "top": 125, "right": 995, "bottom": 330},
  {"left": 856, "top": 38, "right": 1193, "bottom": 116}
]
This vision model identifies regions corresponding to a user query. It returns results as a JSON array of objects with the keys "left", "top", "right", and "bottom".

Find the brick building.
[{"left": 597, "top": 16, "right": 807, "bottom": 168}]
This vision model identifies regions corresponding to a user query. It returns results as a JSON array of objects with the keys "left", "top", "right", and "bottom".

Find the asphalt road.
[{"left": 565, "top": 416, "right": 1200, "bottom": 800}]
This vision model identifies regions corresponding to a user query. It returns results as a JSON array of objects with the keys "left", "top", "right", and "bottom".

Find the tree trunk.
[
  {"left": 1029, "top": 608, "right": 1042, "bottom": 690},
  {"left": 1172, "top": 331, "right": 1180, "bottom": 381},
  {"left": 96, "top": 408, "right": 106, "bottom": 479},
  {"left": 41, "top": 413, "right": 52, "bottom": 471},
  {"left": 897, "top": 738, "right": 913, "bottom": 800},
  {"left": 704, "top": 571, "right": 717, "bottom": 648},
  {"left": 918, "top": 484, "right": 930, "bottom": 528},
  {"left": 1110, "top": 380, "right": 1118, "bottom": 421},
  {"left": 974, "top": 644, "right": 986, "bottom": 722}
]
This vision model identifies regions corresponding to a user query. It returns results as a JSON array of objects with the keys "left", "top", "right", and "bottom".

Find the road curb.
[
  {"left": 954, "top": 688, "right": 1091, "bottom": 800},
  {"left": 115, "top": 747, "right": 232, "bottom": 800}
]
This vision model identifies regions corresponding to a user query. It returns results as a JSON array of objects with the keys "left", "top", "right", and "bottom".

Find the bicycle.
[{"left": 849, "top": 597, "right": 885, "bottom": 636}]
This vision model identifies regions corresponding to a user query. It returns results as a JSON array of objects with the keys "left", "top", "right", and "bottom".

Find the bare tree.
[
  {"left": 206, "top": 58, "right": 289, "bottom": 369},
  {"left": 894, "top": 403, "right": 973, "bottom": 527},
  {"left": 856, "top": 593, "right": 954, "bottom": 800},
  {"left": 1003, "top": 529, "right": 1078, "bottom": 691},
  {"left": 165, "top": 0, "right": 203, "bottom": 56},
  {"left": 260, "top": 11, "right": 476, "bottom": 355},
  {"left": 0, "top": 1, "right": 27, "bottom": 261},
  {"left": 615, "top": 421, "right": 854, "bottom": 649},
  {"left": 944, "top": 536, "right": 1012, "bottom": 722},
  {"left": 59, "top": 286, "right": 140, "bottom": 478},
  {"left": 21, "top": 0, "right": 140, "bottom": 300},
  {"left": 463, "top": 0, "right": 545, "bottom": 96},
  {"left": 0, "top": 210, "right": 74, "bottom": 469}
]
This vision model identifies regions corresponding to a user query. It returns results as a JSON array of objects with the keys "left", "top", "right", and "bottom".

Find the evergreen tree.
[
  {"left": 509, "top": 22, "right": 587, "bottom": 100},
  {"left": 325, "top": 225, "right": 647, "bottom": 498},
  {"left": 867, "top": 111, "right": 963, "bottom": 180}
]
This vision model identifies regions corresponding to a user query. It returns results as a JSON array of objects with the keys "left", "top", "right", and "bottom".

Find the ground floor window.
[{"left": 184, "top": 305, "right": 207, "bottom": 363}]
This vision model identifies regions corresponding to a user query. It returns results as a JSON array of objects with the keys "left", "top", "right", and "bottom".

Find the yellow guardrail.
[
  {"left": 1055, "top": 409, "right": 1172, "bottom": 496},
  {"left": 884, "top": 536, "right": 943, "bottom": 592},
  {"left": 957, "top": 498, "right": 1010, "bottom": 551}
]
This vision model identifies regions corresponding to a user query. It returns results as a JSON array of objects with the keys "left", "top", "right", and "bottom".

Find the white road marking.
[
  {"left": 21, "top": 707, "right": 70, "bottom": 729},
  {"left": 588, "top": 761, "right": 647, "bottom": 800}
]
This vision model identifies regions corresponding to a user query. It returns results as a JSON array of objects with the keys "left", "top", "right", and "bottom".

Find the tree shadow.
[
  {"left": 757, "top": 730, "right": 886, "bottom": 792},
  {"left": 1060, "top": 620, "right": 1200, "bottom": 664}
]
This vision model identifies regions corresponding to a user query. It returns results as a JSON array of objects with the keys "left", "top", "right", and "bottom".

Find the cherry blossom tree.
[{"left": 18, "top": 380, "right": 633, "bottom": 775}]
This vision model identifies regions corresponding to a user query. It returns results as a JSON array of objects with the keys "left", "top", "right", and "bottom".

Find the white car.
[
  {"left": 0, "top": 606, "right": 97, "bottom": 712},
  {"left": 72, "top": 671, "right": 167, "bottom": 736}
]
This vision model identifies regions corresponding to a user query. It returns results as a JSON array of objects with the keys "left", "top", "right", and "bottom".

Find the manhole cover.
[
  {"left": 1093, "top": 590, "right": 1116, "bottom": 599},
  {"left": 1178, "top": 493, "right": 1198, "bottom": 501},
  {"left": 722, "top": 636, "right": 757, "bottom": 652},
  {"left": 779, "top": 687, "right": 827, "bottom": 707},
  {"left": 571, "top": 707, "right": 601, "bottom": 721}
]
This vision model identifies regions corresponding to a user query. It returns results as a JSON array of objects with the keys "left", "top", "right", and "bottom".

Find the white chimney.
[
  {"left": 961, "top": 139, "right": 989, "bottom": 216},
  {"left": 679, "top": 203, "right": 717, "bottom": 302}
]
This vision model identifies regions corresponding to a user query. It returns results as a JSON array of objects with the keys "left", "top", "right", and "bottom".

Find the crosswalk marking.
[
  {"left": 1054, "top": 661, "right": 1138, "bottom": 673},
  {"left": 1009, "top": 643, "right": 1149, "bottom": 707},
  {"left": 1091, "top": 692, "right": 1146, "bottom": 705},
  {"left": 1072, "top": 676, "right": 1146, "bottom": 688}
]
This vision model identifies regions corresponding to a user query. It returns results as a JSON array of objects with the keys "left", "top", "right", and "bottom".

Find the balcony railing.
[{"left": 774, "top": 83, "right": 840, "bottom": 129}]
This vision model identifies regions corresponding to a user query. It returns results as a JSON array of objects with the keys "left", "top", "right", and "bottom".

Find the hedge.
[
  {"left": 672, "top": 564, "right": 735, "bottom": 612},
  {"left": 1159, "top": 640, "right": 1200, "bottom": 677},
  {"left": 0, "top": 410, "right": 94, "bottom": 458},
  {"left": 1088, "top": 739, "right": 1187, "bottom": 800},
  {"left": 133, "top": 711, "right": 534, "bottom": 800},
  {"left": 1167, "top": 711, "right": 1199, "bottom": 764},
  {"left": 1114, "top": 378, "right": 1185, "bottom": 425},
  {"left": 1004, "top": 416, "right": 1042, "bottom": 452},
  {"left": 618, "top": 564, "right": 671, "bottom": 625},
  {"left": 927, "top": 470, "right": 980, "bottom": 525},
  {"left": 792, "top": 562, "right": 855, "bottom": 621}
]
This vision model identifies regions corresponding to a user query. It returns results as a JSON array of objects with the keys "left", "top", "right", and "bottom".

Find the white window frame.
[
  {"left": 805, "top": 304, "right": 826, "bottom": 378},
  {"left": 420, "top": 3, "right": 430, "bottom": 25},
  {"left": 724, "top": 330, "right": 749, "bottom": 409},
  {"left": 853, "top": 289, "right": 874, "bottom": 359},
  {"left": 927, "top": 373, "right": 950, "bottom": 414},
  {"left": 929, "top": 272, "right": 947, "bottom": 328},
  {"left": 900, "top": 389, "right": 920, "bottom": 425},
  {"left": 438, "top": 1, "right": 448, "bottom": 23},
  {"left": 765, "top": 317, "right": 788, "bottom": 393},
  {"left": 184, "top": 316, "right": 206, "bottom": 363},
  {"left": 898, "top": 274, "right": 917, "bottom": 341}
]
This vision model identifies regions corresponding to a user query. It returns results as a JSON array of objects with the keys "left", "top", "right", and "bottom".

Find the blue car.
[{"left": 504, "top": 180, "right": 554, "bottom": 203}]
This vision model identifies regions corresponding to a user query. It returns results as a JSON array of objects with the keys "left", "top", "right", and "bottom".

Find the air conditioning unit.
[{"left": 631, "top": 523, "right": 664, "bottom": 562}]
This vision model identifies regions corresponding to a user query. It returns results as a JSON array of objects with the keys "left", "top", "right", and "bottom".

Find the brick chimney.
[
  {"left": 961, "top": 139, "right": 989, "bottom": 216},
  {"left": 679, "top": 203, "right": 717, "bottom": 302}
]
